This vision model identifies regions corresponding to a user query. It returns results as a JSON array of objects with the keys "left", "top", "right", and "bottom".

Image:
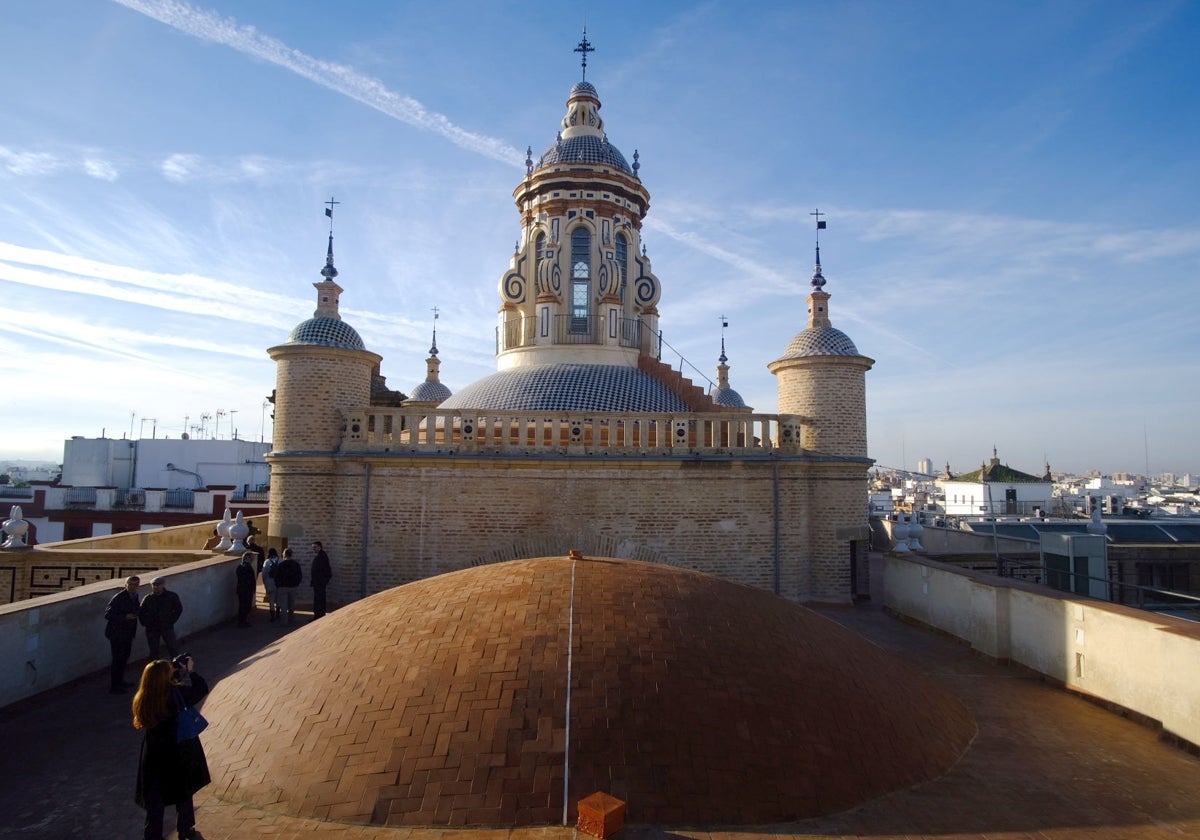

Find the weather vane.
[
  {"left": 574, "top": 27, "right": 594, "bottom": 81},
  {"left": 810, "top": 208, "right": 826, "bottom": 245},
  {"left": 324, "top": 196, "right": 340, "bottom": 232}
]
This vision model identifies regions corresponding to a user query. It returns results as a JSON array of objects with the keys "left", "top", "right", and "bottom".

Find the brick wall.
[
  {"left": 267, "top": 452, "right": 870, "bottom": 606},
  {"left": 269, "top": 346, "right": 379, "bottom": 453},
  {"left": 773, "top": 356, "right": 871, "bottom": 458}
]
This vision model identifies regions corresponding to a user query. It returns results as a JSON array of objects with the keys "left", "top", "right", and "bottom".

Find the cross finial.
[
  {"left": 810, "top": 208, "right": 826, "bottom": 242},
  {"left": 324, "top": 196, "right": 341, "bottom": 232},
  {"left": 574, "top": 27, "right": 594, "bottom": 81},
  {"left": 430, "top": 306, "right": 440, "bottom": 356}
]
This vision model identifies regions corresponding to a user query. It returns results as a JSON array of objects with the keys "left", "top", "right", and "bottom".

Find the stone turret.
[{"left": 769, "top": 238, "right": 874, "bottom": 457}]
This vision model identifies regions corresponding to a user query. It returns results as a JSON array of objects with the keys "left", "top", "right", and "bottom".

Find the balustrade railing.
[{"left": 342, "top": 408, "right": 796, "bottom": 456}]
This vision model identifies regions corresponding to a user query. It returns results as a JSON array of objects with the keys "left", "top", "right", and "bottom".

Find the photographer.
[{"left": 132, "top": 654, "right": 210, "bottom": 840}]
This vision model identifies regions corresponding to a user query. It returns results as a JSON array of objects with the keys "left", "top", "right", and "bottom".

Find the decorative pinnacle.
[
  {"left": 719, "top": 316, "right": 729, "bottom": 363},
  {"left": 429, "top": 306, "right": 440, "bottom": 357},
  {"left": 809, "top": 208, "right": 827, "bottom": 291},
  {"left": 322, "top": 196, "right": 340, "bottom": 281},
  {"left": 574, "top": 27, "right": 594, "bottom": 81}
]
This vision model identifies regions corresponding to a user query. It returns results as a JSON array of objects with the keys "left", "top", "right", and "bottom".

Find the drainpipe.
[{"left": 360, "top": 462, "right": 371, "bottom": 599}]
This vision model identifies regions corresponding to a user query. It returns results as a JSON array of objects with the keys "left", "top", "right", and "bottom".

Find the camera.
[{"left": 172, "top": 653, "right": 192, "bottom": 670}]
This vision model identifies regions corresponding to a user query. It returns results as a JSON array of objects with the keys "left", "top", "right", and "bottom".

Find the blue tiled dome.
[
  {"left": 537, "top": 135, "right": 632, "bottom": 174},
  {"left": 712, "top": 386, "right": 746, "bottom": 409},
  {"left": 778, "top": 327, "right": 859, "bottom": 359},
  {"left": 440, "top": 364, "right": 688, "bottom": 412},
  {"left": 286, "top": 317, "right": 365, "bottom": 350},
  {"left": 407, "top": 380, "right": 452, "bottom": 404}
]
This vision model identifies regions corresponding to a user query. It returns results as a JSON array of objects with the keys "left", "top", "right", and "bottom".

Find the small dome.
[
  {"left": 570, "top": 80, "right": 598, "bottom": 98},
  {"left": 286, "top": 316, "right": 365, "bottom": 350},
  {"left": 537, "top": 135, "right": 632, "bottom": 174},
  {"left": 407, "top": 379, "right": 452, "bottom": 404},
  {"left": 712, "top": 385, "right": 746, "bottom": 408},
  {"left": 440, "top": 363, "right": 687, "bottom": 412},
  {"left": 778, "top": 325, "right": 859, "bottom": 359}
]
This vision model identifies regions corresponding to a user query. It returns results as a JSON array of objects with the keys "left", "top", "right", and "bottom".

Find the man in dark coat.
[
  {"left": 310, "top": 540, "right": 332, "bottom": 619},
  {"left": 139, "top": 576, "right": 183, "bottom": 658},
  {"left": 103, "top": 575, "right": 141, "bottom": 694},
  {"left": 235, "top": 552, "right": 257, "bottom": 626},
  {"left": 274, "top": 548, "right": 302, "bottom": 625}
]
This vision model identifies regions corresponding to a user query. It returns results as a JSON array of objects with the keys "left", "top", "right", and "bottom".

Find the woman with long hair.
[{"left": 132, "top": 656, "right": 210, "bottom": 840}]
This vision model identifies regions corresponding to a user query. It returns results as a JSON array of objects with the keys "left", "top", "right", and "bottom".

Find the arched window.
[
  {"left": 570, "top": 227, "right": 591, "bottom": 332},
  {"left": 535, "top": 232, "right": 546, "bottom": 264},
  {"left": 614, "top": 233, "right": 628, "bottom": 301}
]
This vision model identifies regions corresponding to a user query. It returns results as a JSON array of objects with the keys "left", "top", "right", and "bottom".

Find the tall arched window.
[
  {"left": 571, "top": 227, "right": 591, "bottom": 332},
  {"left": 615, "top": 233, "right": 628, "bottom": 302},
  {"left": 535, "top": 232, "right": 546, "bottom": 264}
]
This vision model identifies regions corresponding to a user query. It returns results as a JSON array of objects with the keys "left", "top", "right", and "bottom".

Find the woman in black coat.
[{"left": 132, "top": 657, "right": 211, "bottom": 840}]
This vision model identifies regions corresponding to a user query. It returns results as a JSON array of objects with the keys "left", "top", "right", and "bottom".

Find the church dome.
[
  {"left": 711, "top": 384, "right": 746, "bottom": 408},
  {"left": 777, "top": 325, "right": 860, "bottom": 359},
  {"left": 285, "top": 316, "right": 365, "bottom": 350},
  {"left": 536, "top": 134, "right": 633, "bottom": 174},
  {"left": 406, "top": 378, "right": 452, "bottom": 404},
  {"left": 200, "top": 557, "right": 975, "bottom": 827},
  {"left": 439, "top": 363, "right": 687, "bottom": 412}
]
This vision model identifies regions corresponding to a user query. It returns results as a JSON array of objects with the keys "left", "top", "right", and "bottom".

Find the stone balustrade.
[{"left": 341, "top": 408, "right": 799, "bottom": 455}]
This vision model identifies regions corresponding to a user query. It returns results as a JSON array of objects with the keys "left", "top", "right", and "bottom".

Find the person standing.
[
  {"left": 104, "top": 575, "right": 141, "bottom": 694},
  {"left": 235, "top": 552, "right": 256, "bottom": 627},
  {"left": 273, "top": 547, "right": 302, "bottom": 625},
  {"left": 133, "top": 655, "right": 210, "bottom": 840},
  {"left": 261, "top": 547, "right": 282, "bottom": 622},
  {"left": 310, "top": 540, "right": 332, "bottom": 619},
  {"left": 139, "top": 577, "right": 183, "bottom": 658}
]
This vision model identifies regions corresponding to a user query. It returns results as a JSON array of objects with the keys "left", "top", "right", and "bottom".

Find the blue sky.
[{"left": 3, "top": 0, "right": 1198, "bottom": 476}]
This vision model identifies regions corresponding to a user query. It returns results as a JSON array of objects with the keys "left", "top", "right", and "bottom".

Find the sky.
[{"left": 2, "top": 0, "right": 1199, "bottom": 477}]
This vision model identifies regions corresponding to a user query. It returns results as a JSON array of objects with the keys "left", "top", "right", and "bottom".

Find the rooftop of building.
[{"left": 2, "top": 552, "right": 1197, "bottom": 838}]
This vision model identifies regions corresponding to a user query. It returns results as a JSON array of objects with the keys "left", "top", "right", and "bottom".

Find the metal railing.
[
  {"left": 495, "top": 314, "right": 644, "bottom": 352},
  {"left": 163, "top": 489, "right": 194, "bottom": 508}
]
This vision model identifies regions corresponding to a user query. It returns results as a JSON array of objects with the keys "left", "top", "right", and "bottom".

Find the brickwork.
[
  {"left": 269, "top": 346, "right": 379, "bottom": 453},
  {"left": 201, "top": 556, "right": 975, "bottom": 827},
  {"left": 772, "top": 356, "right": 870, "bottom": 457},
  {"left": 267, "top": 452, "right": 870, "bottom": 605}
]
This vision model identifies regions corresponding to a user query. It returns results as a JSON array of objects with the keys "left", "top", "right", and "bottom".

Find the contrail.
[{"left": 111, "top": 0, "right": 526, "bottom": 168}]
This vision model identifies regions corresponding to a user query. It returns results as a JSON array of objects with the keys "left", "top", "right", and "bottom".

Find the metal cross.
[
  {"left": 575, "top": 28, "right": 594, "bottom": 80},
  {"left": 325, "top": 196, "right": 340, "bottom": 231}
]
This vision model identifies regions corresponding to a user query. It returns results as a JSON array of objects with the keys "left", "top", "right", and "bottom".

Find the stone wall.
[{"left": 268, "top": 452, "right": 871, "bottom": 606}]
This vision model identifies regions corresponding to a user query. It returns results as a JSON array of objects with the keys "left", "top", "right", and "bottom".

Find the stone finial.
[
  {"left": 2, "top": 505, "right": 30, "bottom": 549},
  {"left": 229, "top": 510, "right": 250, "bottom": 554},
  {"left": 215, "top": 508, "right": 234, "bottom": 552}
]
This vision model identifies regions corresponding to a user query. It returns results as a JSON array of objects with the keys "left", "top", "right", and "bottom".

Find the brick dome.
[{"left": 203, "top": 557, "right": 974, "bottom": 827}]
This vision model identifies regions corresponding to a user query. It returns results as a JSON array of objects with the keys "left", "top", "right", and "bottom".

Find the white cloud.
[{"left": 114, "top": 0, "right": 527, "bottom": 168}]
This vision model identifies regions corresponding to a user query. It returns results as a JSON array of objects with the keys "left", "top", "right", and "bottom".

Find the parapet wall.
[
  {"left": 0, "top": 554, "right": 240, "bottom": 709},
  {"left": 883, "top": 554, "right": 1200, "bottom": 749}
]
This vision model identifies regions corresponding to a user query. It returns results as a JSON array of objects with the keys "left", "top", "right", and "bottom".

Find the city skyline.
[{"left": 3, "top": 0, "right": 1198, "bottom": 475}]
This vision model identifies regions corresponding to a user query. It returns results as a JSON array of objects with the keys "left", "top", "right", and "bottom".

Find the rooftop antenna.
[{"left": 574, "top": 26, "right": 594, "bottom": 81}]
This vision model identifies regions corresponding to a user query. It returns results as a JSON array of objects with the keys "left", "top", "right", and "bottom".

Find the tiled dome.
[
  {"left": 201, "top": 557, "right": 976, "bottom": 827},
  {"left": 286, "top": 316, "right": 365, "bottom": 350},
  {"left": 536, "top": 134, "right": 633, "bottom": 174},
  {"left": 778, "top": 325, "right": 859, "bottom": 359},
  {"left": 712, "top": 385, "right": 746, "bottom": 408},
  {"left": 406, "top": 379, "right": 452, "bottom": 404},
  {"left": 439, "top": 363, "right": 687, "bottom": 412}
]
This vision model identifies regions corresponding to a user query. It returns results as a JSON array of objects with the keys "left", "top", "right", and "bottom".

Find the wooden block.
[{"left": 577, "top": 790, "right": 626, "bottom": 839}]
